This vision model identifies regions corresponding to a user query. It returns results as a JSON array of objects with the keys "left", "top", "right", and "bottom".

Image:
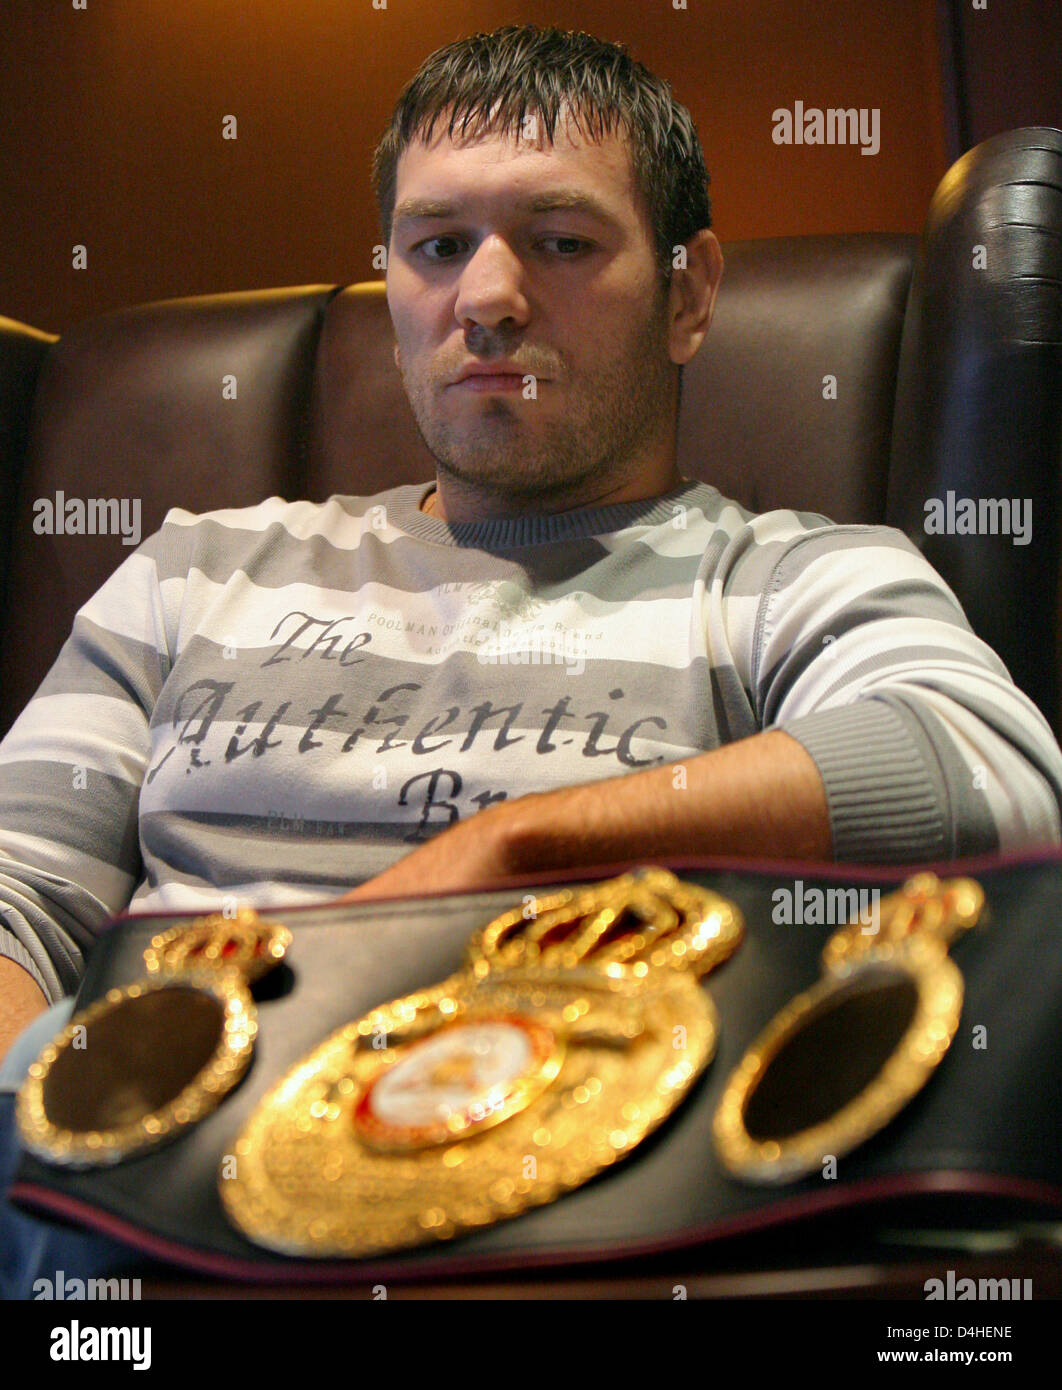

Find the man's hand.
[
  {"left": 339, "top": 800, "right": 521, "bottom": 903},
  {"left": 0, "top": 956, "right": 48, "bottom": 1068},
  {"left": 339, "top": 729, "right": 832, "bottom": 903}
]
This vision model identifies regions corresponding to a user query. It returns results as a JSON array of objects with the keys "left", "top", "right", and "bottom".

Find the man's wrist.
[{"left": 495, "top": 780, "right": 638, "bottom": 876}]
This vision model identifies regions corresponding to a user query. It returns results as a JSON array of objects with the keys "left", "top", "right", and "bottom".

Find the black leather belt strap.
[{"left": 10, "top": 851, "right": 1062, "bottom": 1283}]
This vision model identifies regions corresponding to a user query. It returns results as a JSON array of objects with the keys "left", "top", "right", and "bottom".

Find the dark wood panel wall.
[{"left": 0, "top": 1, "right": 953, "bottom": 334}]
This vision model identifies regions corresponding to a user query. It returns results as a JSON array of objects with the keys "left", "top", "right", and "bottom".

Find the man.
[{"left": 2, "top": 23, "right": 1061, "bottom": 1079}]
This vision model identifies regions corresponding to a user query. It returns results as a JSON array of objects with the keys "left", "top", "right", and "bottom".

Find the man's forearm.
[
  {"left": 500, "top": 728, "right": 832, "bottom": 874},
  {"left": 0, "top": 955, "right": 48, "bottom": 1068}
]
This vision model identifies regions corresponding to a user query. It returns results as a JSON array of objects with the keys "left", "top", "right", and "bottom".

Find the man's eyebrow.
[{"left": 392, "top": 190, "right": 619, "bottom": 226}]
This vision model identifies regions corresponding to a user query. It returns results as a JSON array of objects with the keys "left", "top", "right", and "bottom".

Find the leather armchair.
[{"left": 1, "top": 126, "right": 1060, "bottom": 741}]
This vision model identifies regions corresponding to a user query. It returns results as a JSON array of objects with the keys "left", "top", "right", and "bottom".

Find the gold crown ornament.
[
  {"left": 712, "top": 873, "right": 985, "bottom": 1184},
  {"left": 17, "top": 909, "right": 291, "bottom": 1167},
  {"left": 221, "top": 867, "right": 743, "bottom": 1258}
]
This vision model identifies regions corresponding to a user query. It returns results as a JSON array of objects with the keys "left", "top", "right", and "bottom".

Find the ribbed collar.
[{"left": 382, "top": 478, "right": 719, "bottom": 549}]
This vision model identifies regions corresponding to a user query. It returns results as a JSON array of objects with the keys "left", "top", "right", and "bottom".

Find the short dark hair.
[{"left": 371, "top": 24, "right": 712, "bottom": 286}]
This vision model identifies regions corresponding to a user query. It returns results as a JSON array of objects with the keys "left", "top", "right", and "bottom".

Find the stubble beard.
[{"left": 399, "top": 300, "right": 677, "bottom": 506}]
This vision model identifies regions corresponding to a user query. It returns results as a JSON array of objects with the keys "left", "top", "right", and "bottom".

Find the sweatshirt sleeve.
[
  {"left": 710, "top": 512, "right": 1062, "bottom": 863},
  {"left": 0, "top": 522, "right": 184, "bottom": 1001}
]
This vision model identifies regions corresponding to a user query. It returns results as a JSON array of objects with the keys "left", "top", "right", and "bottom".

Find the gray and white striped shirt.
[{"left": 2, "top": 478, "right": 1060, "bottom": 1000}]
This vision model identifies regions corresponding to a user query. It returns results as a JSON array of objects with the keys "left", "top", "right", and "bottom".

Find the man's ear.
[{"left": 668, "top": 229, "right": 724, "bottom": 367}]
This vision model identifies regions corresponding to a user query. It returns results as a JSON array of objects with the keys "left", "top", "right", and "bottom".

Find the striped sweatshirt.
[{"left": 2, "top": 478, "right": 1061, "bottom": 1003}]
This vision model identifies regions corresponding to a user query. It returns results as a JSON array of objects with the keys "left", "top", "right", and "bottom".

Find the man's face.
[{"left": 386, "top": 113, "right": 682, "bottom": 506}]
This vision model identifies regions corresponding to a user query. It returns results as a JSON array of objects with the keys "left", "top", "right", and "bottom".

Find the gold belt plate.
[{"left": 221, "top": 867, "right": 741, "bottom": 1257}]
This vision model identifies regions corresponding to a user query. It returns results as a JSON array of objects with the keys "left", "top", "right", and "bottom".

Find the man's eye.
[
  {"left": 419, "top": 236, "right": 465, "bottom": 262},
  {"left": 541, "top": 236, "right": 587, "bottom": 256}
]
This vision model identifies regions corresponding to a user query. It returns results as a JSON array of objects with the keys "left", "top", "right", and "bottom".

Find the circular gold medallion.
[
  {"left": 221, "top": 869, "right": 742, "bottom": 1258},
  {"left": 222, "top": 967, "right": 716, "bottom": 1257}
]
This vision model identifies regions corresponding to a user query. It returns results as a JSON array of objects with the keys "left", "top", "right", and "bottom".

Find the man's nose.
[{"left": 453, "top": 235, "right": 530, "bottom": 335}]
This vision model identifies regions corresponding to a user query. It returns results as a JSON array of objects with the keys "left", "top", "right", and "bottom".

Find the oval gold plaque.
[
  {"left": 713, "top": 875, "right": 984, "bottom": 1184},
  {"left": 17, "top": 909, "right": 290, "bottom": 1167}
]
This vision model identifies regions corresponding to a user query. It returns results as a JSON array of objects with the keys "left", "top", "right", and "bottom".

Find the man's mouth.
[
  {"left": 451, "top": 372, "right": 527, "bottom": 393},
  {"left": 449, "top": 357, "right": 549, "bottom": 389}
]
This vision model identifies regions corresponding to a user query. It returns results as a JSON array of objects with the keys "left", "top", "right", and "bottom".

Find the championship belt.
[
  {"left": 15, "top": 858, "right": 1062, "bottom": 1283},
  {"left": 221, "top": 866, "right": 743, "bottom": 1257},
  {"left": 16, "top": 910, "right": 291, "bottom": 1167},
  {"left": 713, "top": 873, "right": 984, "bottom": 1183}
]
